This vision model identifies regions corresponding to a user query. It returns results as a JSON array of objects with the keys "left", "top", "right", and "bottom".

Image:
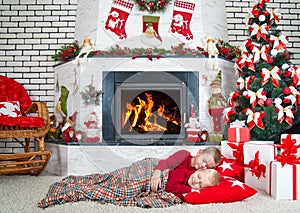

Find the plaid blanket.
[{"left": 38, "top": 158, "right": 182, "bottom": 208}]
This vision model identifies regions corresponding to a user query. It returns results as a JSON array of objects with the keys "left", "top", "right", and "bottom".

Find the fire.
[{"left": 123, "top": 92, "right": 180, "bottom": 133}]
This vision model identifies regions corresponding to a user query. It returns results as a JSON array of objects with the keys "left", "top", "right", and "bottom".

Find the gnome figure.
[
  {"left": 184, "top": 104, "right": 201, "bottom": 142},
  {"left": 84, "top": 112, "right": 100, "bottom": 142},
  {"left": 208, "top": 69, "right": 226, "bottom": 134}
]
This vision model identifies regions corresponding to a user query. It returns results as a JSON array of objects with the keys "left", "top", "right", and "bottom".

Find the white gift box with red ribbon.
[
  {"left": 243, "top": 141, "right": 276, "bottom": 193},
  {"left": 270, "top": 161, "right": 300, "bottom": 200},
  {"left": 221, "top": 140, "right": 245, "bottom": 162},
  {"left": 281, "top": 134, "right": 300, "bottom": 156}
]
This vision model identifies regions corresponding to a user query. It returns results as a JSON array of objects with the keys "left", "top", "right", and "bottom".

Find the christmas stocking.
[
  {"left": 141, "top": 16, "right": 162, "bottom": 47},
  {"left": 169, "top": 0, "right": 196, "bottom": 43},
  {"left": 60, "top": 85, "right": 69, "bottom": 117},
  {"left": 104, "top": 0, "right": 134, "bottom": 42}
]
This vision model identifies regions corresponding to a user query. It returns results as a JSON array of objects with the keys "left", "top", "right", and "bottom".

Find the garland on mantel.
[
  {"left": 52, "top": 41, "right": 241, "bottom": 62},
  {"left": 133, "top": 0, "right": 172, "bottom": 13}
]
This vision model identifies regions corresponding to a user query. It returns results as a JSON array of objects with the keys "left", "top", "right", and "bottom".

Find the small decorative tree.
[{"left": 224, "top": 0, "right": 300, "bottom": 142}]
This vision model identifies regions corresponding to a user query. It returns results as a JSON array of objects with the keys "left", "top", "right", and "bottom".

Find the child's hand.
[{"left": 150, "top": 170, "right": 162, "bottom": 192}]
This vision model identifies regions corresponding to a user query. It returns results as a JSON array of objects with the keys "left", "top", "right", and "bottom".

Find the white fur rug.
[{"left": 0, "top": 174, "right": 299, "bottom": 213}]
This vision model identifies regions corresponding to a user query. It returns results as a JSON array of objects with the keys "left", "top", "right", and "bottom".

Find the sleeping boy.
[
  {"left": 166, "top": 168, "right": 220, "bottom": 200},
  {"left": 151, "top": 147, "right": 222, "bottom": 192}
]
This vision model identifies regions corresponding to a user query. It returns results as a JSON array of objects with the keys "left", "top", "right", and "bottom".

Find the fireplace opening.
[
  {"left": 121, "top": 90, "right": 181, "bottom": 135},
  {"left": 115, "top": 82, "right": 186, "bottom": 143},
  {"left": 102, "top": 71, "right": 199, "bottom": 145}
]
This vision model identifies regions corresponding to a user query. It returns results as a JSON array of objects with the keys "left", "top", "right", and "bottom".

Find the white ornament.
[
  {"left": 282, "top": 63, "right": 289, "bottom": 70},
  {"left": 271, "top": 48, "right": 278, "bottom": 56},
  {"left": 259, "top": 15, "right": 266, "bottom": 22}
]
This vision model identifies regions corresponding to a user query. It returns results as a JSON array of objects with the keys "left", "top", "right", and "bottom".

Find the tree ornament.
[
  {"left": 265, "top": 98, "right": 272, "bottom": 106},
  {"left": 259, "top": 14, "right": 266, "bottom": 22},
  {"left": 283, "top": 87, "right": 291, "bottom": 95},
  {"left": 133, "top": 0, "right": 172, "bottom": 13},
  {"left": 271, "top": 48, "right": 278, "bottom": 56},
  {"left": 282, "top": 63, "right": 289, "bottom": 70}
]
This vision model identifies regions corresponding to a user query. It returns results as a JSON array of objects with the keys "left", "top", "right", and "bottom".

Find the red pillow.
[
  {"left": 184, "top": 177, "right": 257, "bottom": 204},
  {"left": 216, "top": 156, "right": 245, "bottom": 181},
  {"left": 0, "top": 101, "right": 22, "bottom": 117}
]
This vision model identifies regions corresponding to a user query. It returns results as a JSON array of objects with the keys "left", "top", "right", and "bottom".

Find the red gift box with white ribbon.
[{"left": 228, "top": 120, "right": 250, "bottom": 142}]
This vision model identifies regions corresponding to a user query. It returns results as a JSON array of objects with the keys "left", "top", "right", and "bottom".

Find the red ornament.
[
  {"left": 265, "top": 99, "right": 273, "bottom": 106},
  {"left": 283, "top": 87, "right": 291, "bottom": 95}
]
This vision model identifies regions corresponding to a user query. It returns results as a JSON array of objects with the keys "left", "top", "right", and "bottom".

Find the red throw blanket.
[{"left": 38, "top": 158, "right": 182, "bottom": 208}]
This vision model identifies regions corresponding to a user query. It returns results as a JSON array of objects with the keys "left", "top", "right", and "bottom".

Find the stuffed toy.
[
  {"left": 184, "top": 104, "right": 201, "bottom": 142},
  {"left": 61, "top": 118, "right": 74, "bottom": 142},
  {"left": 204, "top": 37, "right": 219, "bottom": 59},
  {"left": 84, "top": 112, "right": 100, "bottom": 142},
  {"left": 72, "top": 37, "right": 96, "bottom": 65}
]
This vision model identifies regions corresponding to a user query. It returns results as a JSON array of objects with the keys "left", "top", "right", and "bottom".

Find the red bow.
[
  {"left": 247, "top": 151, "right": 266, "bottom": 179},
  {"left": 227, "top": 143, "right": 244, "bottom": 166},
  {"left": 276, "top": 134, "right": 300, "bottom": 166}
]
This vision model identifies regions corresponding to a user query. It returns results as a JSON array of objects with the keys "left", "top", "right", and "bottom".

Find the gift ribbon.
[
  {"left": 293, "top": 164, "right": 297, "bottom": 200},
  {"left": 235, "top": 128, "right": 240, "bottom": 142}
]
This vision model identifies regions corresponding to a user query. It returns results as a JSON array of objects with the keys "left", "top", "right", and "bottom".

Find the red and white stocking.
[
  {"left": 104, "top": 0, "right": 134, "bottom": 42},
  {"left": 169, "top": 0, "right": 195, "bottom": 43}
]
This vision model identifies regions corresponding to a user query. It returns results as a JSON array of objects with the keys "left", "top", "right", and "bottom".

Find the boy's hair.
[
  {"left": 208, "top": 169, "right": 221, "bottom": 186},
  {"left": 202, "top": 147, "right": 222, "bottom": 166}
]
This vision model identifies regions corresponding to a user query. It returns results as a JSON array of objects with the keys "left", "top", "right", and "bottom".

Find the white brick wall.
[{"left": 0, "top": 0, "right": 299, "bottom": 153}]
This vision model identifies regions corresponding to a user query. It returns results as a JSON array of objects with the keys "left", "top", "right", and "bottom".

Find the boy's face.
[
  {"left": 188, "top": 169, "right": 214, "bottom": 190},
  {"left": 193, "top": 151, "right": 216, "bottom": 170}
]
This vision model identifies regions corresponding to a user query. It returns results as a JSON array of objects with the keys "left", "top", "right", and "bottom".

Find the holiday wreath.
[{"left": 133, "top": 0, "right": 172, "bottom": 13}]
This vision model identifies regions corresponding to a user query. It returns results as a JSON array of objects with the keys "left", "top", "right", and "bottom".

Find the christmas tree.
[{"left": 224, "top": 0, "right": 300, "bottom": 142}]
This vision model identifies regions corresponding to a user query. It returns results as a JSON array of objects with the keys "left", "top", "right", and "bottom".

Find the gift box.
[
  {"left": 186, "top": 128, "right": 200, "bottom": 143},
  {"left": 244, "top": 141, "right": 276, "bottom": 193},
  {"left": 270, "top": 161, "right": 300, "bottom": 200},
  {"left": 228, "top": 120, "right": 250, "bottom": 142},
  {"left": 221, "top": 141, "right": 245, "bottom": 165},
  {"left": 186, "top": 128, "right": 199, "bottom": 135},
  {"left": 281, "top": 134, "right": 300, "bottom": 156},
  {"left": 186, "top": 135, "right": 200, "bottom": 143}
]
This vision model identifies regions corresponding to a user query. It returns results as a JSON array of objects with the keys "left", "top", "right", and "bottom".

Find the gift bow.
[
  {"left": 247, "top": 151, "right": 266, "bottom": 179},
  {"left": 243, "top": 88, "right": 267, "bottom": 108},
  {"left": 270, "top": 35, "right": 288, "bottom": 50},
  {"left": 261, "top": 66, "right": 281, "bottom": 88},
  {"left": 252, "top": 45, "right": 270, "bottom": 63},
  {"left": 236, "top": 53, "right": 255, "bottom": 71},
  {"left": 276, "top": 134, "right": 300, "bottom": 166},
  {"left": 237, "top": 76, "right": 253, "bottom": 91},
  {"left": 223, "top": 107, "right": 236, "bottom": 123},
  {"left": 227, "top": 142, "right": 244, "bottom": 166},
  {"left": 269, "top": 8, "right": 281, "bottom": 23},
  {"left": 274, "top": 98, "right": 294, "bottom": 126},
  {"left": 230, "top": 119, "right": 246, "bottom": 128},
  {"left": 283, "top": 66, "right": 299, "bottom": 87},
  {"left": 283, "top": 86, "right": 300, "bottom": 105},
  {"left": 250, "top": 23, "right": 269, "bottom": 41},
  {"left": 244, "top": 108, "right": 265, "bottom": 129}
]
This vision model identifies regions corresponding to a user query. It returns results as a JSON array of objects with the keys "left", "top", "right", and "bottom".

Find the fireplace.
[{"left": 102, "top": 71, "right": 199, "bottom": 145}]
